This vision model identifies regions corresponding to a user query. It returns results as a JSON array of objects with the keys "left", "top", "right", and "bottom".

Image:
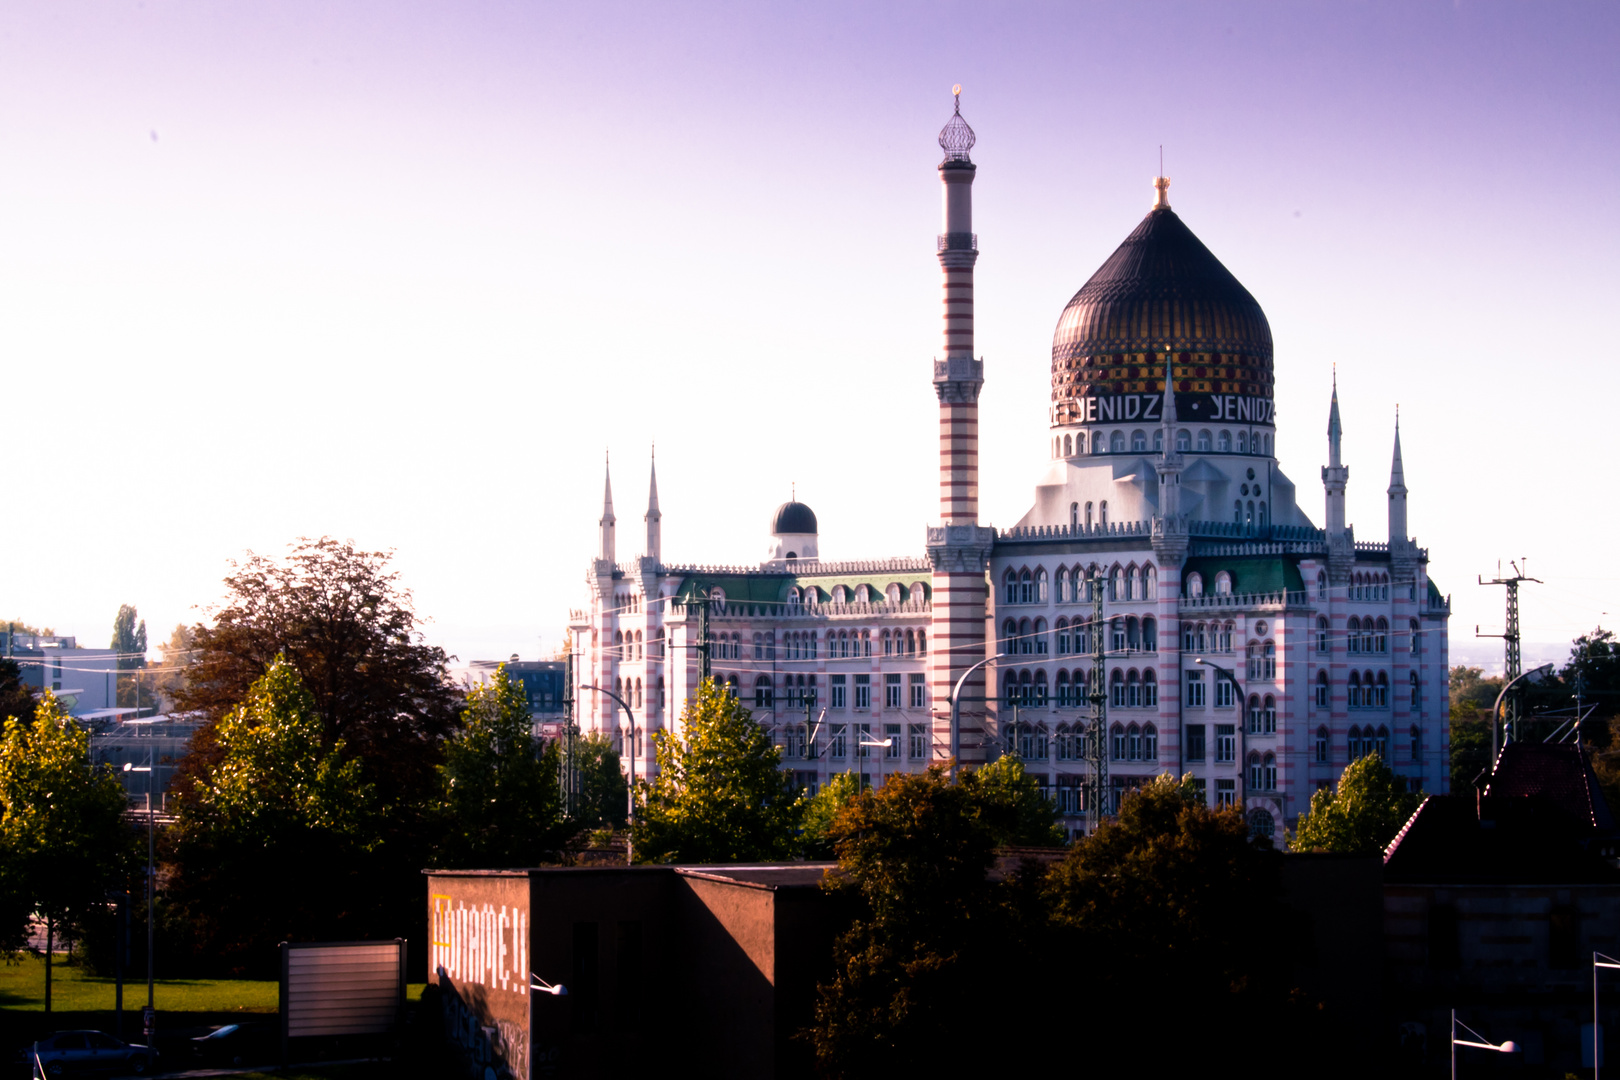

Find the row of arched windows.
[
  {"left": 1312, "top": 670, "right": 1421, "bottom": 710},
  {"left": 1312, "top": 724, "right": 1425, "bottom": 762},
  {"left": 1052, "top": 428, "right": 1273, "bottom": 458},
  {"left": 611, "top": 675, "right": 665, "bottom": 711},
  {"left": 1245, "top": 640, "right": 1277, "bottom": 680},
  {"left": 1184, "top": 570, "right": 1233, "bottom": 597},
  {"left": 1109, "top": 721, "right": 1159, "bottom": 761},
  {"left": 1182, "top": 621, "right": 1235, "bottom": 653},
  {"left": 1001, "top": 616, "right": 1157, "bottom": 656},
  {"left": 1246, "top": 694, "right": 1277, "bottom": 734},
  {"left": 1314, "top": 616, "right": 1425, "bottom": 655},
  {"left": 1003, "top": 562, "right": 1158, "bottom": 605},
  {"left": 613, "top": 591, "right": 644, "bottom": 614},
  {"left": 1246, "top": 751, "right": 1278, "bottom": 790}
]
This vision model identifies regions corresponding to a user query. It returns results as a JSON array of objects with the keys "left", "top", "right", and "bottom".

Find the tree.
[
  {"left": 572, "top": 732, "right": 628, "bottom": 830},
  {"left": 632, "top": 679, "right": 803, "bottom": 863},
  {"left": 436, "top": 666, "right": 568, "bottom": 867},
  {"left": 0, "top": 692, "right": 134, "bottom": 1008},
  {"left": 1292, "top": 753, "right": 1421, "bottom": 854},
  {"left": 800, "top": 770, "right": 861, "bottom": 859},
  {"left": 808, "top": 764, "right": 1024, "bottom": 1076},
  {"left": 147, "top": 624, "right": 195, "bottom": 715},
  {"left": 164, "top": 657, "right": 382, "bottom": 975},
  {"left": 0, "top": 656, "right": 38, "bottom": 723},
  {"left": 1450, "top": 664, "right": 1502, "bottom": 791},
  {"left": 112, "top": 604, "right": 149, "bottom": 711},
  {"left": 962, "top": 753, "right": 1066, "bottom": 847},
  {"left": 173, "top": 537, "right": 460, "bottom": 807}
]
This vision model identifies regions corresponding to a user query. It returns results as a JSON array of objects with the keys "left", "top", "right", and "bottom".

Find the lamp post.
[
  {"left": 1491, "top": 662, "right": 1556, "bottom": 761},
  {"left": 1594, "top": 951, "right": 1620, "bottom": 1077},
  {"left": 949, "top": 653, "right": 1006, "bottom": 777},
  {"left": 1450, "top": 1010, "right": 1519, "bottom": 1079},
  {"left": 1194, "top": 657, "right": 1245, "bottom": 809},
  {"left": 581, "top": 685, "right": 637, "bottom": 859},
  {"left": 122, "top": 745, "right": 155, "bottom": 1045}
]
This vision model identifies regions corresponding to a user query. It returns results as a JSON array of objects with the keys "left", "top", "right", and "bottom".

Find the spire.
[
  {"left": 1161, "top": 348, "right": 1178, "bottom": 427},
  {"left": 1388, "top": 408, "right": 1408, "bottom": 547},
  {"left": 1321, "top": 370, "right": 1349, "bottom": 540},
  {"left": 938, "top": 85, "right": 975, "bottom": 164},
  {"left": 644, "top": 447, "right": 661, "bottom": 561},
  {"left": 1327, "top": 366, "right": 1343, "bottom": 468},
  {"left": 1388, "top": 409, "right": 1406, "bottom": 493},
  {"left": 599, "top": 451, "right": 616, "bottom": 564}
]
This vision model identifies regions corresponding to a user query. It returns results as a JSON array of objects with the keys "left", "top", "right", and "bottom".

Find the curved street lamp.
[
  {"left": 1491, "top": 662, "right": 1556, "bottom": 762},
  {"left": 581, "top": 684, "right": 638, "bottom": 860},
  {"left": 1594, "top": 951, "right": 1620, "bottom": 1078},
  {"left": 949, "top": 653, "right": 1006, "bottom": 777},
  {"left": 1450, "top": 1010, "right": 1518, "bottom": 1078}
]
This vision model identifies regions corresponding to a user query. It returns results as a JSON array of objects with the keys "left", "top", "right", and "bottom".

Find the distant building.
[
  {"left": 469, "top": 657, "right": 568, "bottom": 737},
  {"left": 2, "top": 631, "right": 120, "bottom": 717},
  {"left": 88, "top": 714, "right": 206, "bottom": 808}
]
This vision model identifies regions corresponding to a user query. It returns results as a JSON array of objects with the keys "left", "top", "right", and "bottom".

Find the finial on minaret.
[
  {"left": 939, "top": 86, "right": 975, "bottom": 163},
  {"left": 1153, "top": 175, "right": 1171, "bottom": 210}
]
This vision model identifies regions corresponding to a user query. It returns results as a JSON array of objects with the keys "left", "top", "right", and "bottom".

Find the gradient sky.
[{"left": 2, "top": 2, "right": 1616, "bottom": 673}]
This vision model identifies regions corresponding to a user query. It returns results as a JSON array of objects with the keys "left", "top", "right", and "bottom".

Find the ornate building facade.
[{"left": 568, "top": 96, "right": 1451, "bottom": 840}]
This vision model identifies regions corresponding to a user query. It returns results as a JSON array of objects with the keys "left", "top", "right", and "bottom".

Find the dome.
[
  {"left": 1050, "top": 196, "right": 1274, "bottom": 425},
  {"left": 771, "top": 501, "right": 818, "bottom": 535}
]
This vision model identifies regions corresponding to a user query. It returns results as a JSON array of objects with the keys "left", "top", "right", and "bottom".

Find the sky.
[{"left": 1, "top": 1, "right": 1616, "bottom": 674}]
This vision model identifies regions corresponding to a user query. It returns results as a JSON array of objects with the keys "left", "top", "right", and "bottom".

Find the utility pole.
[
  {"left": 1478, "top": 560, "right": 1541, "bottom": 744},
  {"left": 562, "top": 650, "right": 577, "bottom": 818},
  {"left": 696, "top": 596, "right": 712, "bottom": 684},
  {"left": 1085, "top": 582, "right": 1108, "bottom": 834}
]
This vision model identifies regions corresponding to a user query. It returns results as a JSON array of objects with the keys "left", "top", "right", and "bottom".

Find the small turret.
[
  {"left": 599, "top": 453, "right": 616, "bottom": 565},
  {"left": 1322, "top": 371, "right": 1348, "bottom": 537},
  {"left": 1388, "top": 411, "right": 1408, "bottom": 545}
]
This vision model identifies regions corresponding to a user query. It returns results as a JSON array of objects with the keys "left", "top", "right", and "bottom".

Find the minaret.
[
  {"left": 599, "top": 453, "right": 617, "bottom": 565},
  {"left": 1151, "top": 347, "right": 1188, "bottom": 562},
  {"left": 645, "top": 449, "right": 662, "bottom": 563},
  {"left": 926, "top": 88, "right": 995, "bottom": 767},
  {"left": 1387, "top": 412, "right": 1407, "bottom": 545},
  {"left": 1322, "top": 372, "right": 1354, "bottom": 583}
]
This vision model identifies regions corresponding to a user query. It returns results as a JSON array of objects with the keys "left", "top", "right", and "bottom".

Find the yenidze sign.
[{"left": 1073, "top": 393, "right": 1274, "bottom": 425}]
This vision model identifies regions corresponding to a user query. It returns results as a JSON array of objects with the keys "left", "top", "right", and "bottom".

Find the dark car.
[
  {"left": 28, "top": 1031, "right": 154, "bottom": 1076},
  {"left": 189, "top": 1023, "right": 273, "bottom": 1067}
]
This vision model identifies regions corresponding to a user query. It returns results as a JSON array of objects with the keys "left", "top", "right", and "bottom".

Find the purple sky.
[{"left": 1, "top": 2, "right": 1616, "bottom": 671}]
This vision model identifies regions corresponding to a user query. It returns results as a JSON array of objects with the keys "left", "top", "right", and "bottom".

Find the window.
[
  {"left": 1317, "top": 617, "right": 1329, "bottom": 654},
  {"left": 831, "top": 674, "right": 847, "bottom": 709},
  {"left": 909, "top": 723, "right": 928, "bottom": 760},
  {"left": 1057, "top": 569, "right": 1071, "bottom": 602},
  {"left": 1248, "top": 750, "right": 1263, "bottom": 789},
  {"left": 1315, "top": 670, "right": 1329, "bottom": 709},
  {"left": 885, "top": 673, "right": 902, "bottom": 709},
  {"left": 1186, "top": 724, "right": 1206, "bottom": 762},
  {"left": 854, "top": 674, "right": 871, "bottom": 709},
  {"left": 1237, "top": 430, "right": 1248, "bottom": 453},
  {"left": 1317, "top": 570, "right": 1327, "bottom": 600},
  {"left": 1197, "top": 430, "right": 1212, "bottom": 452},
  {"left": 1263, "top": 641, "right": 1276, "bottom": 679},
  {"left": 1215, "top": 677, "right": 1234, "bottom": 709},
  {"left": 1110, "top": 432, "right": 1125, "bottom": 453},
  {"left": 1186, "top": 669, "right": 1205, "bottom": 707},
  {"left": 1215, "top": 778, "right": 1235, "bottom": 807},
  {"left": 1142, "top": 670, "right": 1158, "bottom": 707},
  {"left": 1314, "top": 725, "right": 1329, "bottom": 763},
  {"left": 1263, "top": 752, "right": 1277, "bottom": 791},
  {"left": 1132, "top": 430, "right": 1147, "bottom": 452},
  {"left": 909, "top": 674, "right": 927, "bottom": 708},
  {"left": 1410, "top": 618, "right": 1422, "bottom": 655},
  {"left": 1004, "top": 570, "right": 1018, "bottom": 604},
  {"left": 1247, "top": 694, "right": 1263, "bottom": 734},
  {"left": 1034, "top": 618, "right": 1049, "bottom": 654},
  {"left": 856, "top": 723, "right": 872, "bottom": 759},
  {"left": 1143, "top": 723, "right": 1158, "bottom": 761},
  {"left": 1099, "top": 501, "right": 1108, "bottom": 527},
  {"left": 1373, "top": 724, "right": 1389, "bottom": 760},
  {"left": 1409, "top": 671, "right": 1421, "bottom": 711},
  {"left": 1056, "top": 620, "right": 1070, "bottom": 656},
  {"left": 754, "top": 676, "right": 773, "bottom": 709},
  {"left": 1348, "top": 725, "right": 1364, "bottom": 759},
  {"left": 1348, "top": 671, "right": 1362, "bottom": 709},
  {"left": 1110, "top": 723, "right": 1126, "bottom": 760},
  {"left": 1410, "top": 724, "right": 1422, "bottom": 760},
  {"left": 1176, "top": 429, "right": 1190, "bottom": 451},
  {"left": 1249, "top": 808, "right": 1275, "bottom": 841},
  {"left": 1375, "top": 671, "right": 1389, "bottom": 708},
  {"left": 1110, "top": 669, "right": 1125, "bottom": 707},
  {"left": 1142, "top": 616, "right": 1157, "bottom": 653},
  {"left": 1262, "top": 695, "right": 1276, "bottom": 734},
  {"left": 830, "top": 724, "right": 847, "bottom": 759},
  {"left": 1019, "top": 570, "right": 1033, "bottom": 604},
  {"left": 1036, "top": 569, "right": 1049, "bottom": 603},
  {"left": 885, "top": 724, "right": 901, "bottom": 759},
  {"left": 1187, "top": 572, "right": 1203, "bottom": 597},
  {"left": 1217, "top": 430, "right": 1231, "bottom": 452},
  {"left": 1214, "top": 571, "right": 1232, "bottom": 596},
  {"left": 1035, "top": 669, "right": 1050, "bottom": 706},
  {"left": 1127, "top": 724, "right": 1142, "bottom": 760},
  {"left": 1126, "top": 670, "right": 1140, "bottom": 708},
  {"left": 1085, "top": 502, "right": 1094, "bottom": 529},
  {"left": 1215, "top": 724, "right": 1235, "bottom": 763}
]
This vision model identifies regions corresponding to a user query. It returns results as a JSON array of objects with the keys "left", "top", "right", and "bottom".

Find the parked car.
[
  {"left": 28, "top": 1031, "right": 154, "bottom": 1076},
  {"left": 189, "top": 1023, "right": 273, "bottom": 1067}
]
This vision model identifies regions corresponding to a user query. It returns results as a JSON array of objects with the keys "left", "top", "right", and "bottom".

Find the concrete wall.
[{"left": 427, "top": 871, "right": 533, "bottom": 1080}]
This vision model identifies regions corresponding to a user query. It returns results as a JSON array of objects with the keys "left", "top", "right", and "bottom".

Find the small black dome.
[{"left": 771, "top": 501, "right": 818, "bottom": 535}]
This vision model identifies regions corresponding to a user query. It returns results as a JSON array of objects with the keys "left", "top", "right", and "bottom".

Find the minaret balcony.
[{"left": 937, "top": 232, "right": 977, "bottom": 252}]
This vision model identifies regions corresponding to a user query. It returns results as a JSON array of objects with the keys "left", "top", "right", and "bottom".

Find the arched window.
[
  {"left": 1142, "top": 617, "right": 1157, "bottom": 653},
  {"left": 1002, "top": 619, "right": 1017, "bottom": 652},
  {"left": 1183, "top": 622, "right": 1197, "bottom": 651},
  {"left": 1035, "top": 669, "right": 1049, "bottom": 707},
  {"left": 1125, "top": 616, "right": 1140, "bottom": 652},
  {"left": 1004, "top": 570, "right": 1018, "bottom": 604},
  {"left": 1410, "top": 618, "right": 1422, "bottom": 655},
  {"left": 1143, "top": 564, "right": 1157, "bottom": 598},
  {"left": 1214, "top": 571, "right": 1232, "bottom": 596},
  {"left": 1056, "top": 722, "right": 1072, "bottom": 759},
  {"left": 1064, "top": 434, "right": 1073, "bottom": 456},
  {"left": 918, "top": 630, "right": 926, "bottom": 654},
  {"left": 1126, "top": 669, "right": 1141, "bottom": 708},
  {"left": 1153, "top": 429, "right": 1164, "bottom": 452},
  {"left": 1111, "top": 567, "right": 1124, "bottom": 601},
  {"left": 755, "top": 676, "right": 774, "bottom": 709},
  {"left": 1263, "top": 641, "right": 1276, "bottom": 679},
  {"left": 1317, "top": 570, "right": 1327, "bottom": 600},
  {"left": 1410, "top": 724, "right": 1422, "bottom": 760},
  {"left": 1198, "top": 430, "right": 1212, "bottom": 452},
  {"left": 1069, "top": 503, "right": 1079, "bottom": 530},
  {"left": 1176, "top": 429, "right": 1190, "bottom": 451},
  {"left": 1374, "top": 618, "right": 1388, "bottom": 653},
  {"left": 1246, "top": 641, "right": 1261, "bottom": 680},
  {"left": 838, "top": 630, "right": 850, "bottom": 658},
  {"left": 1347, "top": 616, "right": 1361, "bottom": 653},
  {"left": 1110, "top": 431, "right": 1125, "bottom": 453},
  {"left": 1018, "top": 669, "right": 1034, "bottom": 706},
  {"left": 1246, "top": 500, "right": 1256, "bottom": 532},
  {"left": 1056, "top": 618, "right": 1070, "bottom": 656},
  {"left": 1218, "top": 430, "right": 1231, "bottom": 452},
  {"left": 1374, "top": 725, "right": 1390, "bottom": 760},
  {"left": 1034, "top": 618, "right": 1049, "bottom": 655},
  {"left": 1376, "top": 671, "right": 1390, "bottom": 708},
  {"left": 1142, "top": 722, "right": 1158, "bottom": 760},
  {"left": 1142, "top": 669, "right": 1158, "bottom": 708},
  {"left": 1196, "top": 622, "right": 1208, "bottom": 652},
  {"left": 1056, "top": 670, "right": 1071, "bottom": 708},
  {"left": 787, "top": 586, "right": 801, "bottom": 608},
  {"left": 1099, "top": 501, "right": 1109, "bottom": 527},
  {"left": 1186, "top": 572, "right": 1203, "bottom": 597},
  {"left": 1247, "top": 694, "right": 1262, "bottom": 734},
  {"left": 1018, "top": 618, "right": 1033, "bottom": 655},
  {"left": 1315, "top": 669, "right": 1330, "bottom": 709},
  {"left": 862, "top": 631, "right": 871, "bottom": 657},
  {"left": 1234, "top": 500, "right": 1243, "bottom": 525},
  {"left": 1056, "top": 568, "right": 1071, "bottom": 603},
  {"left": 753, "top": 632, "right": 764, "bottom": 660},
  {"left": 886, "top": 583, "right": 902, "bottom": 604},
  {"left": 1111, "top": 722, "right": 1126, "bottom": 760},
  {"left": 1085, "top": 502, "right": 1095, "bottom": 529},
  {"left": 1348, "top": 724, "right": 1363, "bottom": 759},
  {"left": 1348, "top": 671, "right": 1362, "bottom": 709},
  {"left": 1076, "top": 432, "right": 1087, "bottom": 454},
  {"left": 1237, "top": 430, "right": 1248, "bottom": 453},
  {"left": 905, "top": 629, "right": 917, "bottom": 657},
  {"left": 1263, "top": 694, "right": 1276, "bottom": 734},
  {"left": 1410, "top": 671, "right": 1421, "bottom": 710},
  {"left": 882, "top": 629, "right": 893, "bottom": 657},
  {"left": 1258, "top": 501, "right": 1268, "bottom": 527},
  {"left": 1314, "top": 725, "right": 1329, "bottom": 763},
  {"left": 832, "top": 585, "right": 847, "bottom": 604},
  {"left": 1111, "top": 617, "right": 1126, "bottom": 652},
  {"left": 1360, "top": 621, "right": 1374, "bottom": 655},
  {"left": 1262, "top": 752, "right": 1277, "bottom": 791},
  {"left": 1317, "top": 617, "right": 1330, "bottom": 654},
  {"left": 1249, "top": 809, "right": 1275, "bottom": 842},
  {"left": 1019, "top": 570, "right": 1034, "bottom": 604},
  {"left": 1036, "top": 568, "right": 1049, "bottom": 602},
  {"left": 1220, "top": 622, "right": 1234, "bottom": 653},
  {"left": 1248, "top": 750, "right": 1263, "bottom": 789},
  {"left": 1110, "top": 670, "right": 1126, "bottom": 708},
  {"left": 1127, "top": 723, "right": 1143, "bottom": 760},
  {"left": 1003, "top": 672, "right": 1018, "bottom": 706}
]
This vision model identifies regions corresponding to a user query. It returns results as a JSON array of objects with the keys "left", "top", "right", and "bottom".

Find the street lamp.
[
  {"left": 122, "top": 746, "right": 156, "bottom": 1045},
  {"left": 1450, "top": 1010, "right": 1518, "bottom": 1078},
  {"left": 1491, "top": 662, "right": 1556, "bottom": 761},
  {"left": 1593, "top": 951, "right": 1620, "bottom": 1077},
  {"left": 949, "top": 653, "right": 1006, "bottom": 776},
  {"left": 530, "top": 974, "right": 569, "bottom": 996},
  {"left": 1194, "top": 657, "right": 1245, "bottom": 808},
  {"left": 581, "top": 685, "right": 638, "bottom": 858}
]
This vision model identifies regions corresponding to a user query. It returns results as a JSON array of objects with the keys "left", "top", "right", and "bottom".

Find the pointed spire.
[
  {"left": 599, "top": 450, "right": 616, "bottom": 564},
  {"left": 646, "top": 448, "right": 660, "bottom": 515},
  {"left": 1389, "top": 408, "right": 1406, "bottom": 490},
  {"left": 1161, "top": 348, "right": 1178, "bottom": 426},
  {"left": 644, "top": 445, "right": 661, "bottom": 562},
  {"left": 1327, "top": 367, "right": 1343, "bottom": 468}
]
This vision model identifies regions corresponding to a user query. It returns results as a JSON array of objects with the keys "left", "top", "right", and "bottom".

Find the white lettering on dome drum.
[{"left": 1078, "top": 393, "right": 1272, "bottom": 426}]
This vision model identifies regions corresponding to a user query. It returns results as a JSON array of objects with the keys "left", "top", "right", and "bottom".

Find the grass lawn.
[{"left": 0, "top": 956, "right": 427, "bottom": 1013}]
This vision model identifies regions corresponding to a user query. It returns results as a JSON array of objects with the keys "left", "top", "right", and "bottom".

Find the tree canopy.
[
  {"left": 174, "top": 537, "right": 460, "bottom": 806},
  {"left": 572, "top": 731, "right": 629, "bottom": 831},
  {"left": 962, "top": 752, "right": 1066, "bottom": 847},
  {"left": 1292, "top": 752, "right": 1421, "bottom": 854},
  {"left": 112, "top": 604, "right": 149, "bottom": 709},
  {"left": 632, "top": 678, "right": 803, "bottom": 863},
  {"left": 436, "top": 665, "right": 568, "bottom": 868}
]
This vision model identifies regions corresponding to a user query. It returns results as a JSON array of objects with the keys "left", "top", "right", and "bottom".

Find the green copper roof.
[{"left": 1179, "top": 556, "right": 1305, "bottom": 596}]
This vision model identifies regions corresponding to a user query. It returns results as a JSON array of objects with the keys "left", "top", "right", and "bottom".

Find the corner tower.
[{"left": 926, "top": 88, "right": 995, "bottom": 766}]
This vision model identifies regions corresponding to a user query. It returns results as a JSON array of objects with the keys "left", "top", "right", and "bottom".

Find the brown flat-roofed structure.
[{"left": 426, "top": 863, "right": 836, "bottom": 1080}]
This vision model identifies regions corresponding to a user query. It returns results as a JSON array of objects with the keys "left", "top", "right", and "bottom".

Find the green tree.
[
  {"left": 632, "top": 679, "right": 803, "bottom": 863},
  {"left": 0, "top": 692, "right": 134, "bottom": 1007},
  {"left": 963, "top": 753, "right": 1066, "bottom": 846},
  {"left": 1450, "top": 664, "right": 1502, "bottom": 791},
  {"left": 164, "top": 657, "right": 383, "bottom": 975},
  {"left": 436, "top": 665, "right": 568, "bottom": 867},
  {"left": 800, "top": 770, "right": 861, "bottom": 859},
  {"left": 0, "top": 656, "right": 38, "bottom": 724},
  {"left": 112, "top": 604, "right": 149, "bottom": 711},
  {"left": 572, "top": 732, "right": 628, "bottom": 830},
  {"left": 1292, "top": 753, "right": 1421, "bottom": 854},
  {"left": 147, "top": 624, "right": 195, "bottom": 715}
]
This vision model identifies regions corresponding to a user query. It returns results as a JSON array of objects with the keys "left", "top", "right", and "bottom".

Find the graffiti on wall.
[{"left": 431, "top": 895, "right": 530, "bottom": 997}]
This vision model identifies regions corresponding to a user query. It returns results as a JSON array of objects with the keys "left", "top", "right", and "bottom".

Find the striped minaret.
[{"left": 927, "top": 89, "right": 995, "bottom": 767}]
